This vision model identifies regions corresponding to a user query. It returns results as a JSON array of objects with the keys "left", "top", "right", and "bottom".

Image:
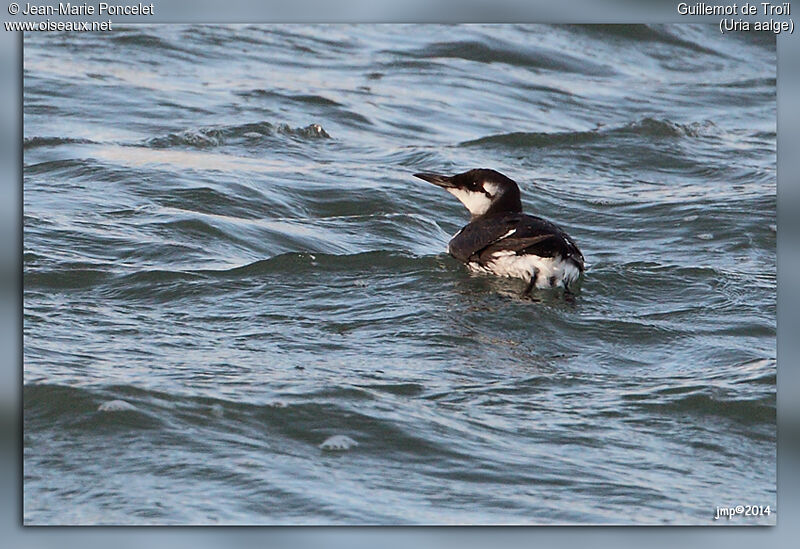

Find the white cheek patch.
[
  {"left": 446, "top": 187, "right": 492, "bottom": 216},
  {"left": 483, "top": 181, "right": 501, "bottom": 197}
]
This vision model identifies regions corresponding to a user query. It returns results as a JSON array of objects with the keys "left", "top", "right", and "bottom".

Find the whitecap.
[
  {"left": 97, "top": 399, "right": 136, "bottom": 412},
  {"left": 319, "top": 435, "right": 358, "bottom": 451}
]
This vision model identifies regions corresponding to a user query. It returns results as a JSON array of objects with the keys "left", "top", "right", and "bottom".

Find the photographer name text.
[{"left": 18, "top": 2, "right": 153, "bottom": 15}]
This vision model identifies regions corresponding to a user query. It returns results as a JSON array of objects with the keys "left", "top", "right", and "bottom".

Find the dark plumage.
[
  {"left": 414, "top": 168, "right": 584, "bottom": 293},
  {"left": 449, "top": 211, "right": 584, "bottom": 270}
]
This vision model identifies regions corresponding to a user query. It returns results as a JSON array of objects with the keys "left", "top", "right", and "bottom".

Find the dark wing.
[{"left": 448, "top": 213, "right": 584, "bottom": 270}]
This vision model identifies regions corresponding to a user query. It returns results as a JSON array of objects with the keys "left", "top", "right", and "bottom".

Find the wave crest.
[
  {"left": 144, "top": 121, "right": 331, "bottom": 149},
  {"left": 24, "top": 136, "right": 97, "bottom": 149},
  {"left": 460, "top": 118, "right": 717, "bottom": 149}
]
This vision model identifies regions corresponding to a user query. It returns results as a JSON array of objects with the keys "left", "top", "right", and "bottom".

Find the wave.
[
  {"left": 24, "top": 251, "right": 451, "bottom": 293},
  {"left": 24, "top": 249, "right": 774, "bottom": 304},
  {"left": 571, "top": 24, "right": 724, "bottom": 56},
  {"left": 460, "top": 117, "right": 717, "bottom": 149},
  {"left": 22, "top": 382, "right": 448, "bottom": 455},
  {"left": 143, "top": 121, "right": 331, "bottom": 149},
  {"left": 23, "top": 136, "right": 97, "bottom": 149},
  {"left": 234, "top": 89, "right": 342, "bottom": 107},
  {"left": 24, "top": 383, "right": 165, "bottom": 431},
  {"left": 617, "top": 356, "right": 775, "bottom": 427},
  {"left": 233, "top": 89, "right": 372, "bottom": 126},
  {"left": 623, "top": 389, "right": 775, "bottom": 426},
  {"left": 398, "top": 39, "right": 615, "bottom": 76},
  {"left": 108, "top": 29, "right": 199, "bottom": 59},
  {"left": 203, "top": 250, "right": 442, "bottom": 277}
]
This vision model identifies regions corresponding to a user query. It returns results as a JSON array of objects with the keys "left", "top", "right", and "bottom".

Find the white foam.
[
  {"left": 97, "top": 399, "right": 136, "bottom": 412},
  {"left": 319, "top": 435, "right": 358, "bottom": 451}
]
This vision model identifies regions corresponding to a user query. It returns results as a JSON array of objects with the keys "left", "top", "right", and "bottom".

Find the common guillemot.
[{"left": 414, "top": 168, "right": 584, "bottom": 294}]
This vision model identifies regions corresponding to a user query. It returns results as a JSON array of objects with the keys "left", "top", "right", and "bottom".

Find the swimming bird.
[{"left": 414, "top": 168, "right": 584, "bottom": 295}]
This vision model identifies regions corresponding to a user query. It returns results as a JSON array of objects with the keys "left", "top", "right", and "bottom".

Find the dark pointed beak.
[{"left": 413, "top": 172, "right": 456, "bottom": 189}]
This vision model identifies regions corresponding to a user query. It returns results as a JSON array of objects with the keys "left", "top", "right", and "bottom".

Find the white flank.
[{"left": 469, "top": 254, "right": 581, "bottom": 289}]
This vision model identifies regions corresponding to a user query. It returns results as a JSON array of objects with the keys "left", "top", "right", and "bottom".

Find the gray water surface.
[{"left": 23, "top": 24, "right": 776, "bottom": 524}]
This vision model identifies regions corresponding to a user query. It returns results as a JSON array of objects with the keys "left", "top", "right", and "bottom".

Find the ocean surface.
[{"left": 23, "top": 24, "right": 776, "bottom": 525}]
